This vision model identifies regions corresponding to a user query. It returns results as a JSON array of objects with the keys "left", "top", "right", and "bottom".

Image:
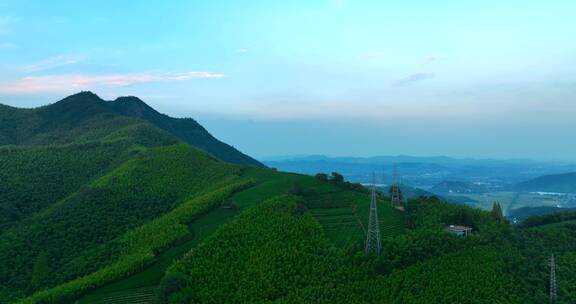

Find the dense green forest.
[
  {"left": 0, "top": 143, "right": 245, "bottom": 301},
  {"left": 160, "top": 191, "right": 576, "bottom": 303},
  {"left": 0, "top": 91, "right": 262, "bottom": 167},
  {"left": 2, "top": 92, "right": 576, "bottom": 303},
  {"left": 0, "top": 141, "right": 134, "bottom": 229}
]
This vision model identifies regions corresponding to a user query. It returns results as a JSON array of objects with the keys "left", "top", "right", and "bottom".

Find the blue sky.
[{"left": 1, "top": 0, "right": 575, "bottom": 160}]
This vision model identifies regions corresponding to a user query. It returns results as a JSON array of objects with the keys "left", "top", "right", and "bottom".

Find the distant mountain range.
[
  {"left": 515, "top": 172, "right": 576, "bottom": 194},
  {"left": 0, "top": 91, "right": 263, "bottom": 167},
  {"left": 264, "top": 155, "right": 576, "bottom": 188}
]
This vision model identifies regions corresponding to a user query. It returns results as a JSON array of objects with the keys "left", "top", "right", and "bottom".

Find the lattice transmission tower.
[
  {"left": 390, "top": 166, "right": 402, "bottom": 209},
  {"left": 365, "top": 173, "right": 382, "bottom": 255},
  {"left": 550, "top": 254, "right": 557, "bottom": 304}
]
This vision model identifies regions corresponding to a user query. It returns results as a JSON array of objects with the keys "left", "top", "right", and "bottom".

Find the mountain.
[
  {"left": 264, "top": 155, "right": 576, "bottom": 188},
  {"left": 430, "top": 181, "right": 488, "bottom": 195},
  {"left": 3, "top": 92, "right": 576, "bottom": 303},
  {"left": 0, "top": 91, "right": 263, "bottom": 167},
  {"left": 516, "top": 172, "right": 576, "bottom": 193},
  {"left": 108, "top": 95, "right": 263, "bottom": 167}
]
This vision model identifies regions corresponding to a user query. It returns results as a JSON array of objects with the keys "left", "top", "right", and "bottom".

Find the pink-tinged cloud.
[{"left": 0, "top": 72, "right": 225, "bottom": 94}]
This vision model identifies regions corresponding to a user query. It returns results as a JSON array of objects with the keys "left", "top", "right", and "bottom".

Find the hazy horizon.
[{"left": 1, "top": 0, "right": 575, "bottom": 160}]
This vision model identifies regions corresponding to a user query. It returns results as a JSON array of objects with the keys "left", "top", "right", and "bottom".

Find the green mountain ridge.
[
  {"left": 0, "top": 91, "right": 263, "bottom": 167},
  {"left": 1, "top": 92, "right": 576, "bottom": 303}
]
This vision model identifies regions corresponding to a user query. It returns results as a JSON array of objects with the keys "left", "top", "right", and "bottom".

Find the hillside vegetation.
[
  {"left": 0, "top": 92, "right": 263, "bottom": 302},
  {"left": 2, "top": 92, "right": 576, "bottom": 303},
  {"left": 0, "top": 91, "right": 262, "bottom": 167},
  {"left": 0, "top": 143, "right": 245, "bottom": 301},
  {"left": 0, "top": 141, "right": 134, "bottom": 229},
  {"left": 160, "top": 193, "right": 521, "bottom": 303}
]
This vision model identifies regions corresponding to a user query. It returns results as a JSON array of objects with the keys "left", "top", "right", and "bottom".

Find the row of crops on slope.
[
  {"left": 19, "top": 178, "right": 254, "bottom": 303},
  {"left": 161, "top": 195, "right": 369, "bottom": 303},
  {"left": 160, "top": 187, "right": 524, "bottom": 303},
  {"left": 0, "top": 144, "right": 244, "bottom": 303}
]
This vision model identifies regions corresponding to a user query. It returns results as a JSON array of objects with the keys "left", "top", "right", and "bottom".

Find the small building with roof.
[{"left": 447, "top": 225, "right": 472, "bottom": 237}]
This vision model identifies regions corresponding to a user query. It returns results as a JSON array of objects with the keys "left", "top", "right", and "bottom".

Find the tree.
[
  {"left": 288, "top": 184, "right": 304, "bottom": 196},
  {"left": 314, "top": 173, "right": 329, "bottom": 181},
  {"left": 491, "top": 202, "right": 504, "bottom": 221},
  {"left": 157, "top": 272, "right": 190, "bottom": 303},
  {"left": 31, "top": 252, "right": 49, "bottom": 291},
  {"left": 330, "top": 172, "right": 344, "bottom": 183}
]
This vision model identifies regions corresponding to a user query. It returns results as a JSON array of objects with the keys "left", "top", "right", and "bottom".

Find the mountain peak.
[
  {"left": 110, "top": 95, "right": 159, "bottom": 118},
  {"left": 59, "top": 91, "right": 102, "bottom": 103}
]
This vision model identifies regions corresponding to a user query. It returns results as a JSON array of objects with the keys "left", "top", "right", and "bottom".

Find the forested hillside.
[
  {"left": 0, "top": 141, "right": 135, "bottom": 229},
  {"left": 2, "top": 92, "right": 576, "bottom": 303},
  {"left": 0, "top": 91, "right": 263, "bottom": 167},
  {"left": 108, "top": 96, "right": 263, "bottom": 167},
  {"left": 160, "top": 191, "right": 576, "bottom": 303},
  {"left": 0, "top": 92, "right": 261, "bottom": 302}
]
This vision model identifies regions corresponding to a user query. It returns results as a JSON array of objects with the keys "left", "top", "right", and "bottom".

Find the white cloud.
[
  {"left": 21, "top": 55, "right": 85, "bottom": 73},
  {"left": 394, "top": 72, "right": 435, "bottom": 86},
  {"left": 237, "top": 48, "right": 249, "bottom": 53},
  {"left": 0, "top": 72, "right": 225, "bottom": 94}
]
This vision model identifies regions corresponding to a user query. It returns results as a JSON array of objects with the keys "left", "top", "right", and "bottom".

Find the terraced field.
[
  {"left": 306, "top": 189, "right": 405, "bottom": 248},
  {"left": 88, "top": 286, "right": 157, "bottom": 304},
  {"left": 77, "top": 207, "right": 239, "bottom": 303},
  {"left": 76, "top": 168, "right": 406, "bottom": 303}
]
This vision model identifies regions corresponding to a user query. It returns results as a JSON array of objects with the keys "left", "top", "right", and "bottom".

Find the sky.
[{"left": 0, "top": 0, "right": 575, "bottom": 160}]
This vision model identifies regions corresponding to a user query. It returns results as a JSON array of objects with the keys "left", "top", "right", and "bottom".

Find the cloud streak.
[
  {"left": 0, "top": 72, "right": 225, "bottom": 94},
  {"left": 394, "top": 72, "right": 435, "bottom": 86},
  {"left": 21, "top": 55, "right": 85, "bottom": 72}
]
